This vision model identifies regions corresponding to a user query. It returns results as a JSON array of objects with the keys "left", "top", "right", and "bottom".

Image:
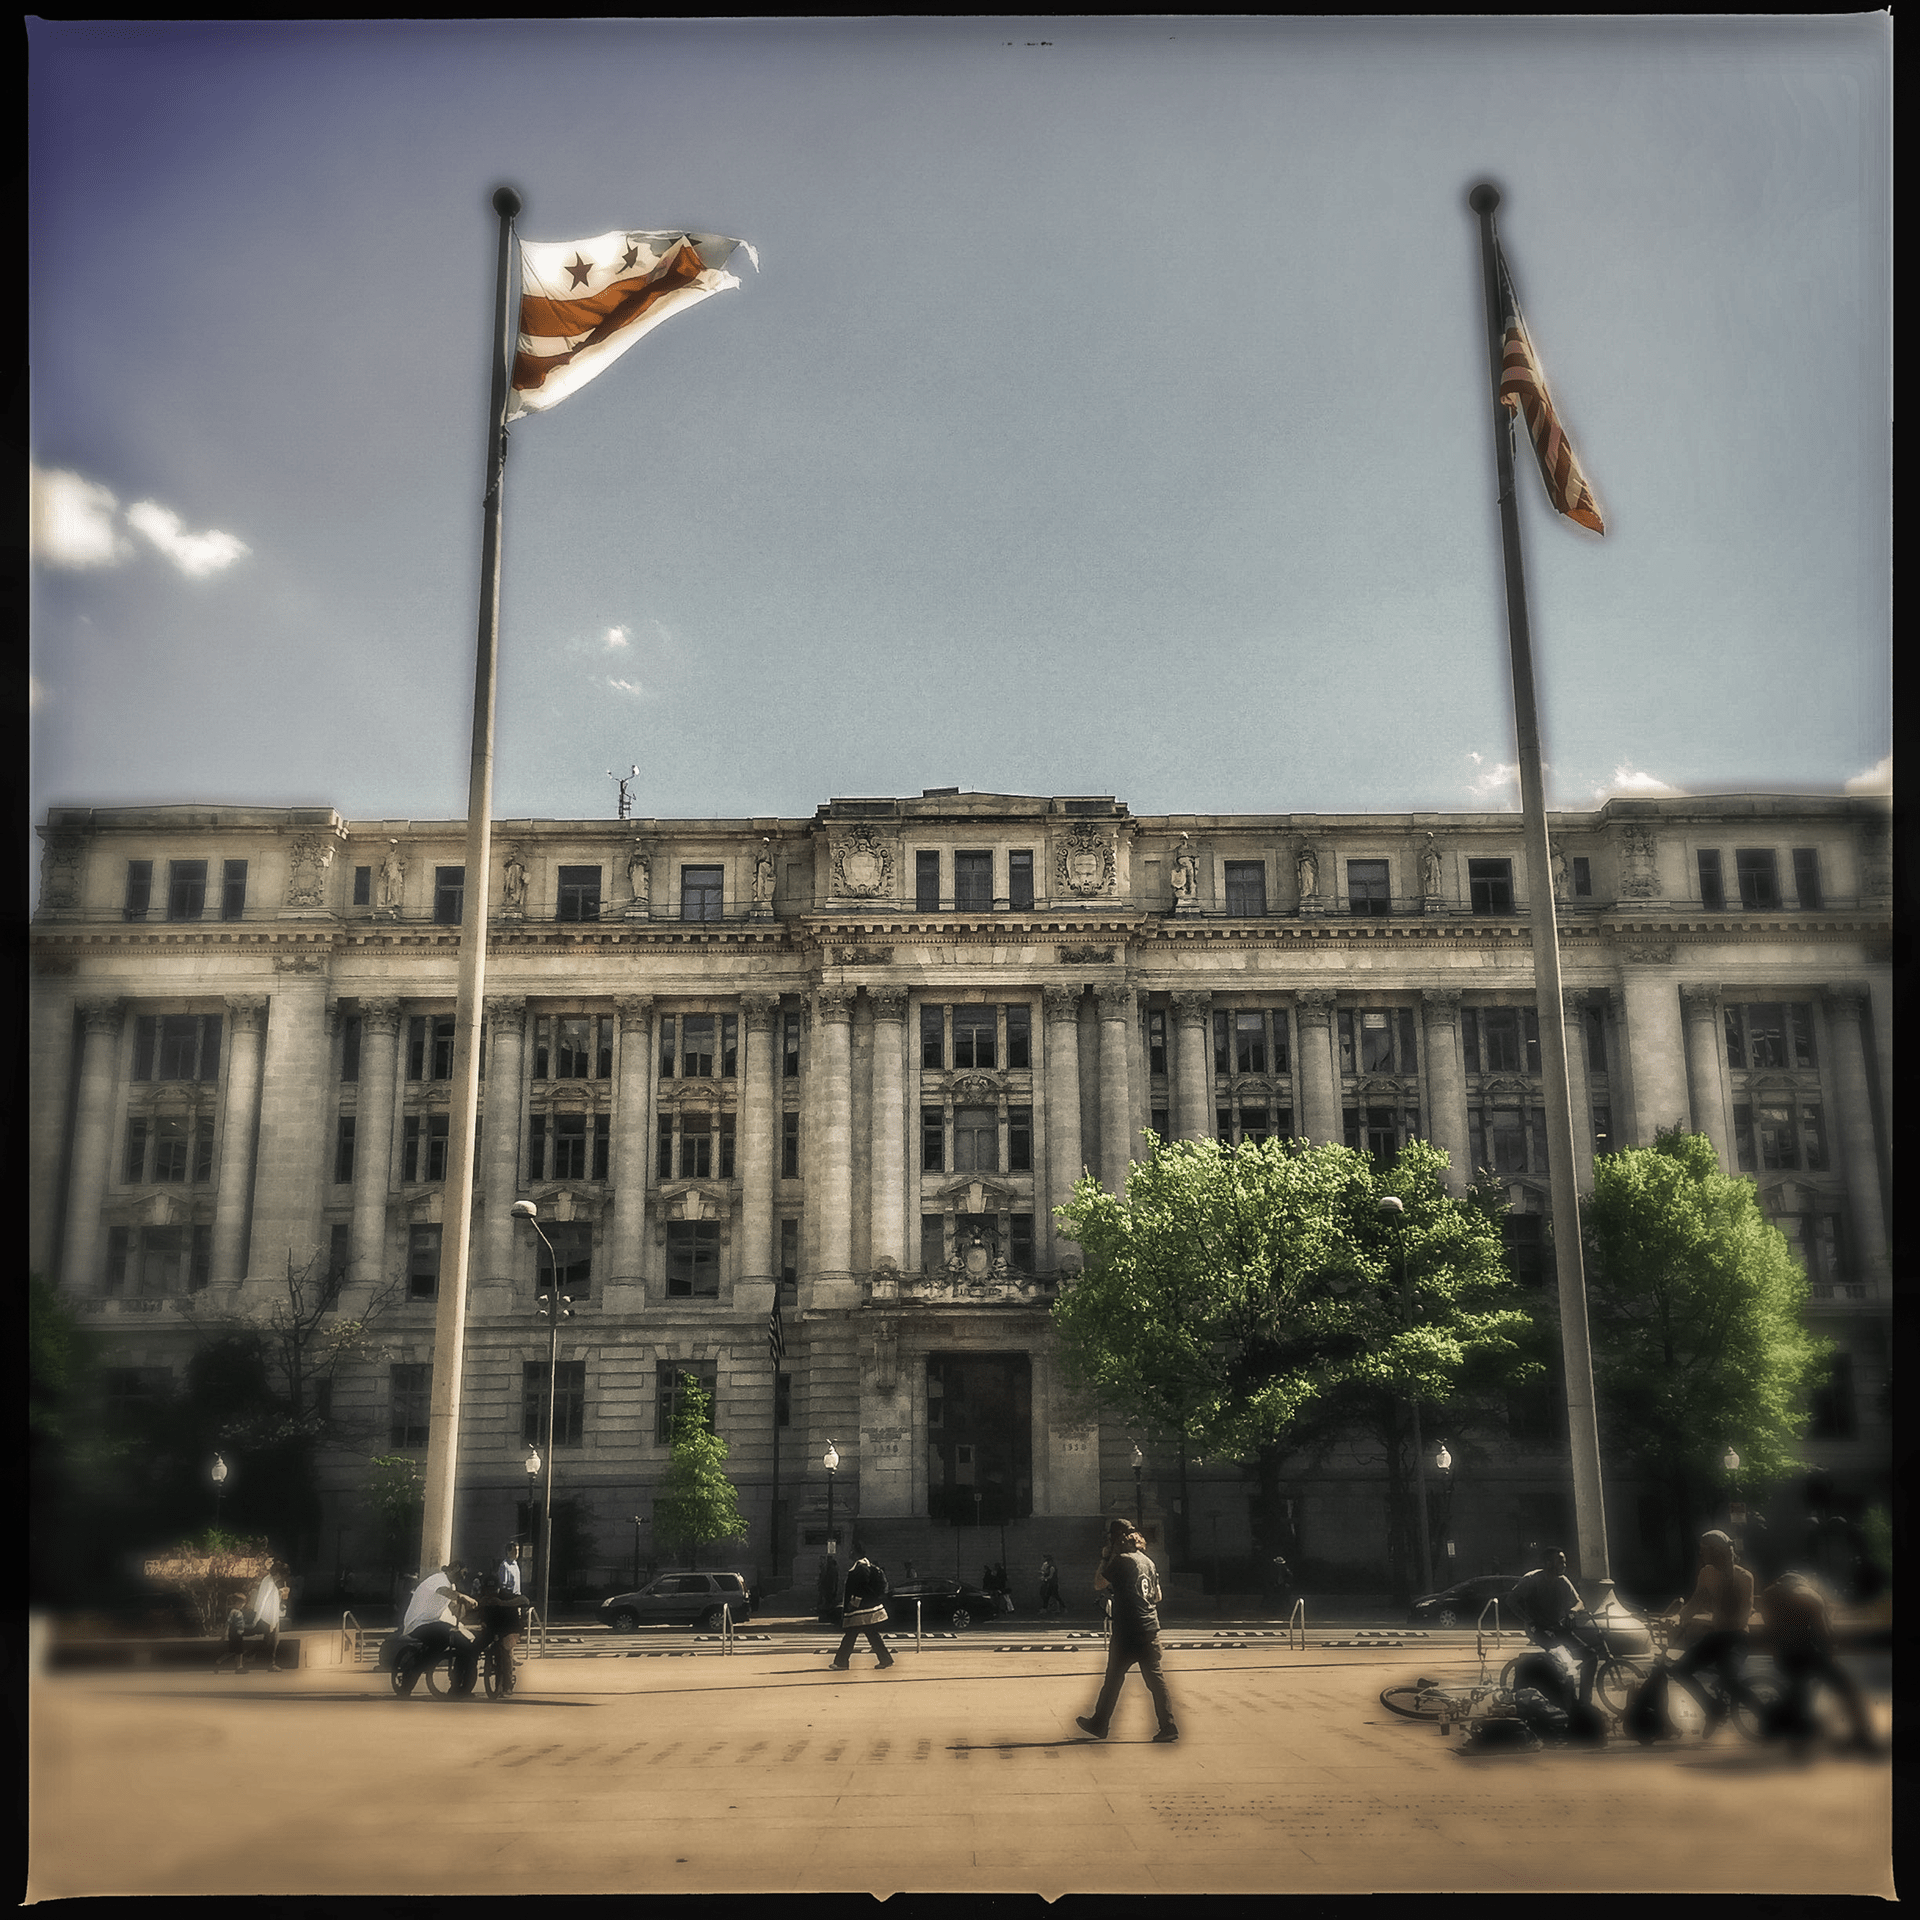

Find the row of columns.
[{"left": 48, "top": 975, "right": 1889, "bottom": 1294}]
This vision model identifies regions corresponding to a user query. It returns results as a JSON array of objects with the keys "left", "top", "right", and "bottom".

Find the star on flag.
[{"left": 508, "top": 229, "right": 759, "bottom": 419}]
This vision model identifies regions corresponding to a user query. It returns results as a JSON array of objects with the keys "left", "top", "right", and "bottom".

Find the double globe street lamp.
[{"left": 512, "top": 1201, "right": 572, "bottom": 1632}]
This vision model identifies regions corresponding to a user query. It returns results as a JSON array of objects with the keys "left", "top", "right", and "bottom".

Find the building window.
[
  {"left": 1345, "top": 1105, "right": 1422, "bottom": 1165},
  {"left": 167, "top": 860, "right": 208, "bottom": 921},
  {"left": 1792, "top": 848, "right": 1822, "bottom": 909},
  {"left": 1338, "top": 1007, "right": 1418, "bottom": 1076},
  {"left": 952, "top": 1007, "right": 996, "bottom": 1069},
  {"left": 1731, "top": 1099, "right": 1826, "bottom": 1173},
  {"left": 1809, "top": 1353, "right": 1857, "bottom": 1440},
  {"left": 405, "top": 1227, "right": 443, "bottom": 1301},
  {"left": 783, "top": 1012, "right": 802, "bottom": 1078},
  {"left": 407, "top": 1015, "right": 456, "bottom": 1081},
  {"left": 954, "top": 850, "right": 992, "bottom": 910},
  {"left": 529, "top": 1111, "right": 609, "bottom": 1183},
  {"left": 1151, "top": 1108, "right": 1171, "bottom": 1143},
  {"left": 921, "top": 1005, "right": 944, "bottom": 1069},
  {"left": 105, "top": 1224, "right": 212, "bottom": 1295},
  {"left": 1504, "top": 1212, "right": 1548, "bottom": 1287},
  {"left": 1584, "top": 1001, "right": 1607, "bottom": 1074},
  {"left": 657, "top": 1116, "right": 673, "bottom": 1180},
  {"left": 679, "top": 1112, "right": 713, "bottom": 1179},
  {"left": 1007, "top": 1004, "right": 1031, "bottom": 1070},
  {"left": 1010, "top": 1214, "right": 1034, "bottom": 1271},
  {"left": 1468, "top": 1105, "right": 1549, "bottom": 1177},
  {"left": 334, "top": 1116, "right": 355, "bottom": 1184},
  {"left": 103, "top": 1365, "right": 172, "bottom": 1420},
  {"left": 922, "top": 1107, "right": 944, "bottom": 1173},
  {"left": 1468, "top": 859, "right": 1513, "bottom": 914},
  {"left": 656, "top": 1361, "right": 718, "bottom": 1440},
  {"left": 1697, "top": 849, "right": 1725, "bottom": 909},
  {"left": 221, "top": 860, "right": 248, "bottom": 920},
  {"left": 1774, "top": 1210, "right": 1844, "bottom": 1298},
  {"left": 123, "top": 1114, "right": 215, "bottom": 1185},
  {"left": 433, "top": 866, "right": 465, "bottom": 925},
  {"left": 1225, "top": 861, "right": 1267, "bottom": 916},
  {"left": 1008, "top": 1106, "right": 1033, "bottom": 1172},
  {"left": 775, "top": 1371, "right": 792, "bottom": 1429},
  {"left": 916, "top": 851, "right": 940, "bottom": 912},
  {"left": 534, "top": 1014, "right": 613, "bottom": 1080},
  {"left": 1009, "top": 850, "right": 1034, "bottom": 911},
  {"left": 666, "top": 1222, "right": 720, "bottom": 1297},
  {"left": 1571, "top": 856, "right": 1592, "bottom": 898},
  {"left": 390, "top": 1363, "right": 431, "bottom": 1447},
  {"left": 124, "top": 860, "right": 153, "bottom": 921},
  {"left": 1213, "top": 1009, "right": 1290, "bottom": 1076},
  {"left": 403, "top": 1114, "right": 450, "bottom": 1182},
  {"left": 353, "top": 865, "right": 372, "bottom": 906},
  {"left": 524, "top": 1358, "right": 587, "bottom": 1447},
  {"left": 1462, "top": 1006, "right": 1539, "bottom": 1076},
  {"left": 1591, "top": 1104, "right": 1612, "bottom": 1156},
  {"left": 680, "top": 866, "right": 723, "bottom": 921},
  {"left": 782, "top": 1111, "right": 800, "bottom": 1178},
  {"left": 328, "top": 1223, "right": 349, "bottom": 1286},
  {"left": 955, "top": 1106, "right": 997, "bottom": 1173},
  {"left": 1347, "top": 859, "right": 1389, "bottom": 916},
  {"left": 921, "top": 1214, "right": 945, "bottom": 1272},
  {"left": 341, "top": 1015, "right": 362, "bottom": 1083},
  {"left": 132, "top": 1013, "right": 223, "bottom": 1083},
  {"left": 780, "top": 1217, "right": 799, "bottom": 1288},
  {"left": 1148, "top": 1010, "right": 1166, "bottom": 1075},
  {"left": 1735, "top": 848, "right": 1778, "bottom": 910},
  {"left": 1724, "top": 1002, "right": 1815, "bottom": 1071},
  {"left": 556, "top": 865, "right": 602, "bottom": 922}
]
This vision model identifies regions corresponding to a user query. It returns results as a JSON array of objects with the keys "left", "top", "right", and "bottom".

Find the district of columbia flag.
[
  {"left": 767, "top": 1296, "right": 785, "bottom": 1366},
  {"left": 508, "top": 229, "right": 758, "bottom": 420},
  {"left": 1495, "top": 243, "right": 1605, "bottom": 534}
]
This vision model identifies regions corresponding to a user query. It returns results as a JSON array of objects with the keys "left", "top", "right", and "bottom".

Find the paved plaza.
[{"left": 29, "top": 1633, "right": 1893, "bottom": 1899}]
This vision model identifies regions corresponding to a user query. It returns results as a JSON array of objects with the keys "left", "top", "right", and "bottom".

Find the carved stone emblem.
[
  {"left": 1057, "top": 822, "right": 1114, "bottom": 897},
  {"left": 286, "top": 834, "right": 337, "bottom": 909},
  {"left": 1058, "top": 945, "right": 1115, "bottom": 964},
  {"left": 39, "top": 832, "right": 86, "bottom": 911},
  {"left": 832, "top": 824, "right": 894, "bottom": 899},
  {"left": 833, "top": 946, "right": 894, "bottom": 966},
  {"left": 1617, "top": 827, "right": 1659, "bottom": 899}
]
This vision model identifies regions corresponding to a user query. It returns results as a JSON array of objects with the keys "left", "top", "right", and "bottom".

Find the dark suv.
[{"left": 600, "top": 1571, "right": 751, "bottom": 1631}]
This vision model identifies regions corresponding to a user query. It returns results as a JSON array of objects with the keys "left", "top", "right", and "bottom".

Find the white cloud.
[
  {"left": 30, "top": 465, "right": 129, "bottom": 568},
  {"left": 1464, "top": 751, "right": 1520, "bottom": 808},
  {"left": 604, "top": 625, "right": 631, "bottom": 651},
  {"left": 1844, "top": 754, "right": 1892, "bottom": 794},
  {"left": 126, "top": 501, "right": 250, "bottom": 577},
  {"left": 607, "top": 677, "right": 649, "bottom": 699},
  {"left": 1595, "top": 762, "right": 1687, "bottom": 799}
]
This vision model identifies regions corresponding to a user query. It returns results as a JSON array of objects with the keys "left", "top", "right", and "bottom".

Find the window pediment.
[{"left": 652, "top": 1183, "right": 734, "bottom": 1224}]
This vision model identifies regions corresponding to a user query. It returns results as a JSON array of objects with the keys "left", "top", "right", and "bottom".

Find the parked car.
[
  {"left": 879, "top": 1574, "right": 1003, "bottom": 1631},
  {"left": 1407, "top": 1574, "right": 1519, "bottom": 1628},
  {"left": 600, "top": 1571, "right": 751, "bottom": 1631}
]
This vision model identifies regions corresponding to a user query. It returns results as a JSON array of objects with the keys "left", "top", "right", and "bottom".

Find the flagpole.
[
  {"left": 1467, "top": 182, "right": 1610, "bottom": 1585},
  {"left": 419, "top": 183, "right": 522, "bottom": 1574}
]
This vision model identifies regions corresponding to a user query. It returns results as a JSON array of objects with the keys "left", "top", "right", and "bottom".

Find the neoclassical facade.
[{"left": 30, "top": 789, "right": 1892, "bottom": 1592}]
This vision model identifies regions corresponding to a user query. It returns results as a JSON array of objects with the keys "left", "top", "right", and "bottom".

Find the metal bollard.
[
  {"left": 1287, "top": 1598, "right": 1307, "bottom": 1651},
  {"left": 916, "top": 1598, "right": 923, "bottom": 1651}
]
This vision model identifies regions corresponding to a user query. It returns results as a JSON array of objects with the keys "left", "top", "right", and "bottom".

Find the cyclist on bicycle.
[
  {"left": 1756, "top": 1569, "right": 1880, "bottom": 1754},
  {"left": 397, "top": 1559, "right": 479, "bottom": 1695},
  {"left": 1510, "top": 1547, "right": 1600, "bottom": 1708},
  {"left": 1658, "top": 1529, "right": 1764, "bottom": 1735},
  {"left": 471, "top": 1572, "right": 533, "bottom": 1695}
]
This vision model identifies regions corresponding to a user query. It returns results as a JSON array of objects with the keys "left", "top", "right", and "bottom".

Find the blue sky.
[{"left": 29, "top": 17, "right": 1891, "bottom": 855}]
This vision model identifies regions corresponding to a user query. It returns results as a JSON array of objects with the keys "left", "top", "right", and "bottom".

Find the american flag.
[
  {"left": 1496, "top": 243, "right": 1605, "bottom": 535},
  {"left": 767, "top": 1297, "right": 785, "bottom": 1365}
]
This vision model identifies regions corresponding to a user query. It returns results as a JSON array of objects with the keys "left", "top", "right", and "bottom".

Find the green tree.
[
  {"left": 1053, "top": 1135, "right": 1535, "bottom": 1597},
  {"left": 145, "top": 1530, "right": 274, "bottom": 1636},
  {"left": 1582, "top": 1127, "right": 1826, "bottom": 1592},
  {"left": 366, "top": 1453, "right": 424, "bottom": 1587},
  {"left": 652, "top": 1374, "right": 748, "bottom": 1569}
]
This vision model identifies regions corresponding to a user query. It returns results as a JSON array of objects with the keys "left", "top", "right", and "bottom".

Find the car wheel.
[
  {"left": 949, "top": 1605, "right": 971, "bottom": 1631},
  {"left": 609, "top": 1608, "right": 639, "bottom": 1633},
  {"left": 699, "top": 1606, "right": 724, "bottom": 1630},
  {"left": 1436, "top": 1608, "right": 1459, "bottom": 1629}
]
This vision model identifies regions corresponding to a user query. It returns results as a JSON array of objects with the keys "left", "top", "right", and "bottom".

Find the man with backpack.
[{"left": 1076, "top": 1520, "right": 1179, "bottom": 1744}]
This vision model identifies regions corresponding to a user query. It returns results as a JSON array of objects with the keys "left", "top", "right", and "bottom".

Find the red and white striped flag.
[
  {"left": 508, "top": 229, "right": 757, "bottom": 420},
  {"left": 1496, "top": 244, "right": 1605, "bottom": 534}
]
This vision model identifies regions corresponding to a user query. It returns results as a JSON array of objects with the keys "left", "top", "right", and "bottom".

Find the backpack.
[{"left": 1510, "top": 1686, "right": 1570, "bottom": 1742}]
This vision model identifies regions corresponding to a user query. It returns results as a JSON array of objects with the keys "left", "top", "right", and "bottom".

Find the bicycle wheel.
[
  {"left": 1731, "top": 1672, "right": 1782, "bottom": 1743},
  {"left": 1594, "top": 1657, "right": 1646, "bottom": 1717},
  {"left": 389, "top": 1652, "right": 416, "bottom": 1697},
  {"left": 1379, "top": 1684, "right": 1446, "bottom": 1721},
  {"left": 423, "top": 1650, "right": 454, "bottom": 1696}
]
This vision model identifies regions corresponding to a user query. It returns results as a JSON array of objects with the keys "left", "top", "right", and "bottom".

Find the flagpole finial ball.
[
  {"left": 492, "top": 186, "right": 523, "bottom": 219},
  {"left": 1468, "top": 184, "right": 1501, "bottom": 216}
]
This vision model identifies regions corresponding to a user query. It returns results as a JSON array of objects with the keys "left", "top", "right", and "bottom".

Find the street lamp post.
[
  {"left": 824, "top": 1441, "right": 839, "bottom": 1555},
  {"left": 1377, "top": 1195, "right": 1435, "bottom": 1597},
  {"left": 630, "top": 1514, "right": 647, "bottom": 1592},
  {"left": 1723, "top": 1445, "right": 1742, "bottom": 1538},
  {"left": 513, "top": 1202, "right": 571, "bottom": 1632},
  {"left": 1434, "top": 1440, "right": 1455, "bottom": 1569},
  {"left": 1131, "top": 1444, "right": 1144, "bottom": 1528},
  {"left": 524, "top": 1449, "right": 541, "bottom": 1567},
  {"left": 210, "top": 1453, "right": 228, "bottom": 1533}
]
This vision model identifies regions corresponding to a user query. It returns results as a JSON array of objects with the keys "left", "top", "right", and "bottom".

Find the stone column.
[
  {"left": 1561, "top": 988, "right": 1596, "bottom": 1192},
  {"left": 1419, "top": 989, "right": 1471, "bottom": 1192},
  {"left": 1172, "top": 990, "right": 1212, "bottom": 1142},
  {"left": 1096, "top": 984, "right": 1135, "bottom": 1192},
  {"left": 58, "top": 997, "right": 123, "bottom": 1292},
  {"left": 1822, "top": 987, "right": 1890, "bottom": 1286},
  {"left": 349, "top": 999, "right": 402, "bottom": 1291},
  {"left": 478, "top": 997, "right": 526, "bottom": 1284},
  {"left": 739, "top": 992, "right": 780, "bottom": 1284},
  {"left": 1617, "top": 961, "right": 1689, "bottom": 1145},
  {"left": 1043, "top": 986, "right": 1085, "bottom": 1264},
  {"left": 608, "top": 996, "right": 654, "bottom": 1287},
  {"left": 245, "top": 972, "right": 335, "bottom": 1285},
  {"left": 816, "top": 989, "right": 856, "bottom": 1277},
  {"left": 210, "top": 995, "right": 269, "bottom": 1286},
  {"left": 1679, "top": 983, "right": 1732, "bottom": 1168},
  {"left": 868, "top": 988, "right": 908, "bottom": 1272},
  {"left": 1295, "top": 989, "right": 1340, "bottom": 1147}
]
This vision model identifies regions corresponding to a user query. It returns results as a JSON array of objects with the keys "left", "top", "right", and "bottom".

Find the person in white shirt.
[
  {"left": 223, "top": 1559, "right": 289, "bottom": 1674},
  {"left": 494, "top": 1542, "right": 523, "bottom": 1596},
  {"left": 399, "top": 1560, "right": 478, "bottom": 1693}
]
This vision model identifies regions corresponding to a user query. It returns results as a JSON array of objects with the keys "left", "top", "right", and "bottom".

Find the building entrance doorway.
[{"left": 926, "top": 1351, "right": 1031, "bottom": 1527}]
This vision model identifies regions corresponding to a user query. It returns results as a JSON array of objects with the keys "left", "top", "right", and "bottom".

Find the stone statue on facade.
[
  {"left": 1552, "top": 847, "right": 1570, "bottom": 902},
  {"left": 1170, "top": 834, "right": 1199, "bottom": 912},
  {"left": 1295, "top": 844, "right": 1319, "bottom": 904},
  {"left": 500, "top": 849, "right": 528, "bottom": 916},
  {"left": 377, "top": 841, "right": 406, "bottom": 912},
  {"left": 626, "top": 843, "right": 651, "bottom": 919},
  {"left": 1421, "top": 835, "right": 1443, "bottom": 900},
  {"left": 752, "top": 839, "right": 776, "bottom": 916}
]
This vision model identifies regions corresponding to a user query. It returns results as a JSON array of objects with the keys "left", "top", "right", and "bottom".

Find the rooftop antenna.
[{"left": 609, "top": 766, "right": 639, "bottom": 820}]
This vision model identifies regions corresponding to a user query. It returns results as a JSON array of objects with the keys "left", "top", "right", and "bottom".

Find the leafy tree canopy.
[
  {"left": 1051, "top": 1135, "right": 1535, "bottom": 1462},
  {"left": 651, "top": 1374, "right": 748, "bottom": 1568}
]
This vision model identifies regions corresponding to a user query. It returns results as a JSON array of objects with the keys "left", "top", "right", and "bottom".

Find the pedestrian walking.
[
  {"left": 1039, "top": 1554, "right": 1065, "bottom": 1615},
  {"left": 1076, "top": 1519, "right": 1178, "bottom": 1743},
  {"left": 493, "top": 1541, "right": 523, "bottom": 1596},
  {"left": 831, "top": 1555, "right": 894, "bottom": 1670},
  {"left": 221, "top": 1559, "right": 289, "bottom": 1673}
]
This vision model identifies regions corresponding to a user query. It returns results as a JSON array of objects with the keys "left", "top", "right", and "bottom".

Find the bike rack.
[
  {"left": 340, "top": 1609, "right": 385, "bottom": 1666},
  {"left": 1474, "top": 1597, "right": 1507, "bottom": 1678},
  {"left": 1286, "top": 1599, "right": 1307, "bottom": 1651}
]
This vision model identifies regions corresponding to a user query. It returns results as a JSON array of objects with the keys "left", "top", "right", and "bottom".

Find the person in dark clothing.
[
  {"left": 1038, "top": 1554, "right": 1065, "bottom": 1615},
  {"left": 471, "top": 1573, "right": 533, "bottom": 1694},
  {"left": 1509, "top": 1548, "right": 1600, "bottom": 1707},
  {"left": 1076, "top": 1520, "right": 1178, "bottom": 1743},
  {"left": 1757, "top": 1570, "right": 1880, "bottom": 1753},
  {"left": 831, "top": 1556, "right": 894, "bottom": 1670}
]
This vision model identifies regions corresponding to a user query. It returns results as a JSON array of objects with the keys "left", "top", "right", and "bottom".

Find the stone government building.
[{"left": 30, "top": 789, "right": 1892, "bottom": 1599}]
